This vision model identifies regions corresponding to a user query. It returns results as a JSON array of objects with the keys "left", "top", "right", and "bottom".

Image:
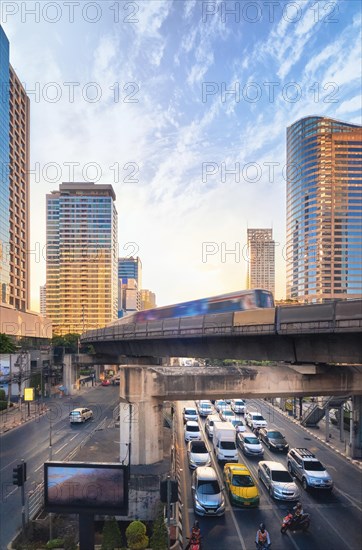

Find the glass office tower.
[
  {"left": 46, "top": 183, "right": 118, "bottom": 334},
  {"left": 286, "top": 116, "right": 362, "bottom": 302},
  {"left": 0, "top": 26, "right": 10, "bottom": 304}
]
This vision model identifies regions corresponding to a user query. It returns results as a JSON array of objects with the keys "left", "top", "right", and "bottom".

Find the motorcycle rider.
[
  {"left": 293, "top": 502, "right": 304, "bottom": 526},
  {"left": 255, "top": 523, "right": 271, "bottom": 548},
  {"left": 185, "top": 521, "right": 201, "bottom": 550}
]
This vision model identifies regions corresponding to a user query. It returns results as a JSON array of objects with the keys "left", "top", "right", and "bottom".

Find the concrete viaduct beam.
[{"left": 118, "top": 364, "right": 362, "bottom": 464}]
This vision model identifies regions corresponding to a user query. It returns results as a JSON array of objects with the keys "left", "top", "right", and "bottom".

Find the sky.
[{"left": 2, "top": 0, "right": 361, "bottom": 311}]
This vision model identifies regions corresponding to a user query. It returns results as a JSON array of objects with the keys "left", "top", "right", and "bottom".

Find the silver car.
[
  {"left": 187, "top": 440, "right": 212, "bottom": 469},
  {"left": 258, "top": 461, "right": 300, "bottom": 501},
  {"left": 191, "top": 466, "right": 225, "bottom": 516},
  {"left": 231, "top": 399, "right": 246, "bottom": 414}
]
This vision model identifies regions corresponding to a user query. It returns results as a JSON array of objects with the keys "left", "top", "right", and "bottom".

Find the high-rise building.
[
  {"left": 118, "top": 277, "right": 141, "bottom": 317},
  {"left": 286, "top": 116, "right": 362, "bottom": 302},
  {"left": 0, "top": 27, "right": 30, "bottom": 310},
  {"left": 246, "top": 228, "right": 275, "bottom": 295},
  {"left": 40, "top": 284, "right": 46, "bottom": 316},
  {"left": 140, "top": 289, "right": 156, "bottom": 310},
  {"left": 0, "top": 27, "right": 10, "bottom": 305},
  {"left": 118, "top": 257, "right": 142, "bottom": 289},
  {"left": 46, "top": 182, "right": 118, "bottom": 334}
]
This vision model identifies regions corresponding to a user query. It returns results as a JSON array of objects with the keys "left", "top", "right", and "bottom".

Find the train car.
[{"left": 112, "top": 289, "right": 274, "bottom": 328}]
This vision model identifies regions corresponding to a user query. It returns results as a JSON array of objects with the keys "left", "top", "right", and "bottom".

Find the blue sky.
[{"left": 2, "top": 0, "right": 361, "bottom": 309}]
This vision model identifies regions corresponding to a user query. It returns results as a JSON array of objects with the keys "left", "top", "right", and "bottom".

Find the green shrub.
[
  {"left": 126, "top": 520, "right": 149, "bottom": 550},
  {"left": 150, "top": 504, "right": 168, "bottom": 550},
  {"left": 101, "top": 517, "right": 122, "bottom": 550},
  {"left": 46, "top": 539, "right": 65, "bottom": 549}
]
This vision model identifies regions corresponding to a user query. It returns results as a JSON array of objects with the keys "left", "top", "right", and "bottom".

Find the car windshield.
[
  {"left": 223, "top": 411, "right": 234, "bottom": 416},
  {"left": 185, "top": 409, "right": 197, "bottom": 415},
  {"left": 198, "top": 480, "right": 220, "bottom": 494},
  {"left": 235, "top": 400, "right": 245, "bottom": 405},
  {"left": 252, "top": 415, "right": 265, "bottom": 421},
  {"left": 231, "top": 421, "right": 243, "bottom": 427},
  {"left": 191, "top": 442, "right": 208, "bottom": 453},
  {"left": 220, "top": 441, "right": 236, "bottom": 450},
  {"left": 232, "top": 475, "right": 255, "bottom": 487},
  {"left": 268, "top": 431, "right": 283, "bottom": 438},
  {"left": 271, "top": 471, "right": 293, "bottom": 482},
  {"left": 303, "top": 461, "right": 325, "bottom": 471},
  {"left": 217, "top": 401, "right": 227, "bottom": 406},
  {"left": 70, "top": 412, "right": 80, "bottom": 416},
  {"left": 244, "top": 437, "right": 259, "bottom": 444},
  {"left": 187, "top": 425, "right": 200, "bottom": 432}
]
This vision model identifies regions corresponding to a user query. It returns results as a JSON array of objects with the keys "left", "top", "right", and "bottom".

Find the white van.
[{"left": 205, "top": 414, "right": 221, "bottom": 439}]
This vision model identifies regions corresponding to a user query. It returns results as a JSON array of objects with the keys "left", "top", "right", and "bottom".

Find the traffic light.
[{"left": 12, "top": 463, "right": 26, "bottom": 487}]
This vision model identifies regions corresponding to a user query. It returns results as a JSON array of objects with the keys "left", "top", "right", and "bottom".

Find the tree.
[
  {"left": 0, "top": 333, "right": 16, "bottom": 353},
  {"left": 150, "top": 504, "right": 168, "bottom": 550},
  {"left": 101, "top": 517, "right": 122, "bottom": 550},
  {"left": 126, "top": 521, "right": 149, "bottom": 550}
]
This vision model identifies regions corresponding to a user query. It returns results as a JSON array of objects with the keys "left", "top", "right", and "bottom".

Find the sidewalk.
[
  {"left": 0, "top": 401, "right": 49, "bottom": 434},
  {"left": 269, "top": 400, "right": 362, "bottom": 470}
]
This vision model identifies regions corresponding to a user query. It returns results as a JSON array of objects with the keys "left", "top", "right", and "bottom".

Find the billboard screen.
[{"left": 44, "top": 462, "right": 128, "bottom": 515}]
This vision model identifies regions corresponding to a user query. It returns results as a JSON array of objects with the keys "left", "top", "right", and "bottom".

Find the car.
[
  {"left": 258, "top": 461, "right": 300, "bottom": 501},
  {"left": 219, "top": 408, "right": 235, "bottom": 422},
  {"left": 223, "top": 463, "right": 259, "bottom": 507},
  {"left": 205, "top": 414, "right": 221, "bottom": 438},
  {"left": 245, "top": 412, "right": 268, "bottom": 430},
  {"left": 185, "top": 421, "right": 202, "bottom": 442},
  {"left": 287, "top": 448, "right": 334, "bottom": 492},
  {"left": 215, "top": 400, "right": 229, "bottom": 412},
  {"left": 229, "top": 418, "right": 246, "bottom": 433},
  {"left": 191, "top": 466, "right": 225, "bottom": 516},
  {"left": 197, "top": 401, "right": 214, "bottom": 417},
  {"left": 69, "top": 407, "right": 93, "bottom": 423},
  {"left": 183, "top": 407, "right": 198, "bottom": 423},
  {"left": 259, "top": 428, "right": 289, "bottom": 453},
  {"left": 231, "top": 399, "right": 246, "bottom": 414},
  {"left": 237, "top": 432, "right": 264, "bottom": 457},
  {"left": 187, "top": 440, "right": 212, "bottom": 469}
]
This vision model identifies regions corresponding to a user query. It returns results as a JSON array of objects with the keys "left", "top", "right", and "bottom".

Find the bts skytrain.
[{"left": 115, "top": 288, "right": 274, "bottom": 325}]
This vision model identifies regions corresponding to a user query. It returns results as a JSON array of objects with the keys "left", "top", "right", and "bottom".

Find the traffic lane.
[
  {"left": 250, "top": 399, "right": 362, "bottom": 506},
  {"left": 239, "top": 401, "right": 361, "bottom": 550}
]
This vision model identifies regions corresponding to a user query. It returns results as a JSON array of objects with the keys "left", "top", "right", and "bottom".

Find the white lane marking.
[
  {"left": 5, "top": 487, "right": 18, "bottom": 499},
  {"left": 334, "top": 486, "right": 362, "bottom": 512},
  {"left": 314, "top": 503, "right": 355, "bottom": 550},
  {"left": 54, "top": 442, "right": 69, "bottom": 454},
  {"left": 34, "top": 463, "right": 44, "bottom": 473},
  {"left": 69, "top": 434, "right": 78, "bottom": 442}
]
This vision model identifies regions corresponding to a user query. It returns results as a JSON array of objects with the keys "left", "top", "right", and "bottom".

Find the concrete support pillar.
[
  {"left": 118, "top": 366, "right": 164, "bottom": 465},
  {"left": 325, "top": 406, "right": 330, "bottom": 442},
  {"left": 339, "top": 404, "right": 344, "bottom": 443}
]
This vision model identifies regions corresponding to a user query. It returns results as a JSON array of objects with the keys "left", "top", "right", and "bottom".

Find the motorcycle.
[
  {"left": 281, "top": 511, "right": 311, "bottom": 533},
  {"left": 256, "top": 543, "right": 271, "bottom": 550},
  {"left": 185, "top": 534, "right": 202, "bottom": 550}
]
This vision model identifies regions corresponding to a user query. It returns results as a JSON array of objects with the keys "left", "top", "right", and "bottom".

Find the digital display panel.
[{"left": 44, "top": 462, "right": 128, "bottom": 515}]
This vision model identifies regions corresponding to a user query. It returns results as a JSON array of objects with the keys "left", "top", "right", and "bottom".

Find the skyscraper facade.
[
  {"left": 40, "top": 284, "right": 46, "bottom": 316},
  {"left": 118, "top": 256, "right": 142, "bottom": 288},
  {"left": 0, "top": 26, "right": 10, "bottom": 304},
  {"left": 46, "top": 182, "right": 118, "bottom": 334},
  {"left": 286, "top": 116, "right": 362, "bottom": 302},
  {"left": 246, "top": 228, "right": 275, "bottom": 295},
  {"left": 0, "top": 26, "right": 30, "bottom": 311},
  {"left": 140, "top": 289, "right": 156, "bottom": 310}
]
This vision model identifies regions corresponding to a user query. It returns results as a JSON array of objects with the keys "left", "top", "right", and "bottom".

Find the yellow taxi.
[{"left": 223, "top": 463, "right": 259, "bottom": 507}]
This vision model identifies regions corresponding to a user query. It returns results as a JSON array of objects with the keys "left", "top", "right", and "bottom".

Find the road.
[
  {"left": 0, "top": 386, "right": 120, "bottom": 549},
  {"left": 178, "top": 399, "right": 362, "bottom": 550}
]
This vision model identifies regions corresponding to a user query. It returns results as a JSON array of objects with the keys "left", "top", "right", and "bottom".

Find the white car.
[
  {"left": 245, "top": 412, "right": 267, "bottom": 430},
  {"left": 69, "top": 407, "right": 93, "bottom": 423},
  {"left": 187, "top": 440, "right": 212, "bottom": 469},
  {"left": 215, "top": 400, "right": 229, "bottom": 412},
  {"left": 197, "top": 401, "right": 214, "bottom": 417},
  {"left": 258, "top": 461, "right": 300, "bottom": 501},
  {"left": 231, "top": 399, "right": 246, "bottom": 414},
  {"left": 219, "top": 408, "right": 235, "bottom": 422},
  {"left": 183, "top": 407, "right": 198, "bottom": 423},
  {"left": 185, "top": 421, "right": 201, "bottom": 442}
]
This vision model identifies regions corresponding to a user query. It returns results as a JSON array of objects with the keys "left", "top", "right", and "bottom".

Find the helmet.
[
  {"left": 296, "top": 502, "right": 302, "bottom": 508},
  {"left": 193, "top": 521, "right": 199, "bottom": 528},
  {"left": 259, "top": 523, "right": 265, "bottom": 532}
]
